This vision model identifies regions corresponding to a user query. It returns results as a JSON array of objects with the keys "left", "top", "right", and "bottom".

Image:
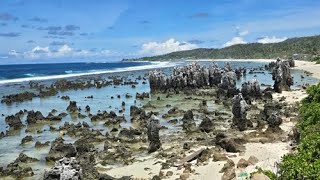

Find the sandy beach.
[
  {"left": 187, "top": 59, "right": 275, "bottom": 63},
  {"left": 104, "top": 59, "right": 319, "bottom": 180},
  {"left": 294, "top": 60, "right": 320, "bottom": 79}
]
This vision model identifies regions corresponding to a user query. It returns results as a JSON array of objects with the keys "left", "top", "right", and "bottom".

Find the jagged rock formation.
[
  {"left": 147, "top": 115, "right": 161, "bottom": 153},
  {"left": 26, "top": 110, "right": 44, "bottom": 124},
  {"left": 199, "top": 116, "right": 214, "bottom": 133},
  {"left": 1, "top": 91, "right": 36, "bottom": 104},
  {"left": 44, "top": 157, "right": 82, "bottom": 180},
  {"left": 130, "top": 105, "right": 147, "bottom": 124},
  {"left": 241, "top": 79, "right": 261, "bottom": 98},
  {"left": 66, "top": 101, "right": 78, "bottom": 113},
  {"left": 232, "top": 93, "right": 249, "bottom": 131},
  {"left": 272, "top": 59, "right": 294, "bottom": 93},
  {"left": 26, "top": 110, "right": 62, "bottom": 124},
  {"left": 181, "top": 110, "right": 196, "bottom": 132},
  {"left": 215, "top": 133, "right": 246, "bottom": 153},
  {"left": 149, "top": 63, "right": 239, "bottom": 93},
  {"left": 136, "top": 92, "right": 150, "bottom": 100},
  {"left": 258, "top": 101, "right": 283, "bottom": 130},
  {"left": 217, "top": 71, "right": 238, "bottom": 98},
  {"left": 5, "top": 114, "right": 24, "bottom": 129},
  {"left": 46, "top": 138, "right": 77, "bottom": 162},
  {"left": 0, "top": 153, "right": 37, "bottom": 179},
  {"left": 267, "top": 113, "right": 283, "bottom": 130}
]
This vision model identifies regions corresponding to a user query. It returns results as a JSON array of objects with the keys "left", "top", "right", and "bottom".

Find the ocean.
[{"left": 0, "top": 61, "right": 177, "bottom": 84}]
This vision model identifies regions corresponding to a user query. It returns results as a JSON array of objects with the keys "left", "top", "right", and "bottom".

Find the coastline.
[
  {"left": 189, "top": 59, "right": 320, "bottom": 80},
  {"left": 186, "top": 59, "right": 275, "bottom": 63},
  {"left": 0, "top": 59, "right": 318, "bottom": 179},
  {"left": 104, "top": 59, "right": 319, "bottom": 179},
  {"left": 293, "top": 60, "right": 320, "bottom": 79}
]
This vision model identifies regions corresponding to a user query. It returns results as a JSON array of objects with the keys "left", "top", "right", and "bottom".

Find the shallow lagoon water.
[{"left": 0, "top": 60, "right": 317, "bottom": 179}]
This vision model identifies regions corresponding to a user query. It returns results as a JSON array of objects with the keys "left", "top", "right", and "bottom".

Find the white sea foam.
[
  {"left": 24, "top": 73, "right": 36, "bottom": 77},
  {"left": 65, "top": 70, "right": 73, "bottom": 74},
  {"left": 0, "top": 61, "right": 177, "bottom": 85}
]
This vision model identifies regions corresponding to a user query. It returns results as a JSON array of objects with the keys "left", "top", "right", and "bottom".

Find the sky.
[{"left": 0, "top": 0, "right": 319, "bottom": 64}]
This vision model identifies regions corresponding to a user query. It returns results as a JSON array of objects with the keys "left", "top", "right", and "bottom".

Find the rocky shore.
[{"left": 0, "top": 59, "right": 318, "bottom": 180}]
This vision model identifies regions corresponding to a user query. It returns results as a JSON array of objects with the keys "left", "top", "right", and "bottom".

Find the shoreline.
[
  {"left": 293, "top": 60, "right": 320, "bottom": 79},
  {"left": 186, "top": 58, "right": 275, "bottom": 63},
  {"left": 104, "top": 59, "right": 318, "bottom": 179},
  {"left": 0, "top": 59, "right": 318, "bottom": 179}
]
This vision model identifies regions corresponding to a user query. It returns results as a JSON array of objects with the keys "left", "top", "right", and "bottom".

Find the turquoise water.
[{"left": 0, "top": 60, "right": 317, "bottom": 179}]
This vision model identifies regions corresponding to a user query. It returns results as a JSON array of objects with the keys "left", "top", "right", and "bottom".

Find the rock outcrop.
[
  {"left": 46, "top": 138, "right": 77, "bottom": 162},
  {"left": 149, "top": 63, "right": 229, "bottom": 92},
  {"left": 272, "top": 59, "right": 293, "bottom": 93},
  {"left": 232, "top": 93, "right": 249, "bottom": 131},
  {"left": 147, "top": 115, "right": 161, "bottom": 153},
  {"left": 5, "top": 115, "right": 24, "bottom": 129},
  {"left": 182, "top": 110, "right": 196, "bottom": 132},
  {"left": 26, "top": 110, "right": 45, "bottom": 124},
  {"left": 241, "top": 79, "right": 261, "bottom": 98},
  {"left": 215, "top": 133, "right": 245, "bottom": 153},
  {"left": 259, "top": 101, "right": 283, "bottom": 130},
  {"left": 66, "top": 101, "right": 78, "bottom": 113},
  {"left": 218, "top": 71, "right": 238, "bottom": 98},
  {"left": 44, "top": 157, "right": 82, "bottom": 180},
  {"left": 1, "top": 91, "right": 36, "bottom": 104},
  {"left": 199, "top": 116, "right": 214, "bottom": 133}
]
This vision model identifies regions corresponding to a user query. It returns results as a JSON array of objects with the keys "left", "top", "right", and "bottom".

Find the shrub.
[{"left": 279, "top": 83, "right": 320, "bottom": 179}]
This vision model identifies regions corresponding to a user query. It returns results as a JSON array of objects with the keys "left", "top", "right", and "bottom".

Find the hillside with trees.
[{"left": 124, "top": 35, "right": 320, "bottom": 61}]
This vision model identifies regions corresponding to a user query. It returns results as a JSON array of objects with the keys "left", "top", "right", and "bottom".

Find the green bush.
[
  {"left": 279, "top": 83, "right": 320, "bottom": 179},
  {"left": 250, "top": 168, "right": 277, "bottom": 180},
  {"left": 311, "top": 56, "right": 320, "bottom": 64}
]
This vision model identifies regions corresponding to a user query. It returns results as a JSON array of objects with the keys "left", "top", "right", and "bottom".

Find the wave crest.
[{"left": 0, "top": 61, "right": 177, "bottom": 85}]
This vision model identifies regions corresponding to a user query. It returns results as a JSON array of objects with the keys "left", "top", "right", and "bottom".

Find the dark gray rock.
[
  {"left": 241, "top": 79, "right": 261, "bottom": 98},
  {"left": 5, "top": 114, "right": 24, "bottom": 129},
  {"left": 147, "top": 115, "right": 161, "bottom": 153},
  {"left": 21, "top": 135, "right": 33, "bottom": 144},
  {"left": 26, "top": 110, "right": 44, "bottom": 124},
  {"left": 67, "top": 101, "right": 78, "bottom": 113},
  {"left": 267, "top": 113, "right": 283, "bottom": 129},
  {"left": 46, "top": 138, "right": 77, "bottom": 162},
  {"left": 272, "top": 58, "right": 293, "bottom": 93},
  {"left": 199, "top": 117, "right": 214, "bottom": 133},
  {"left": 232, "top": 93, "right": 249, "bottom": 131},
  {"left": 149, "top": 63, "right": 225, "bottom": 92},
  {"left": 14, "top": 153, "right": 39, "bottom": 163},
  {"left": 181, "top": 110, "right": 196, "bottom": 132},
  {"left": 44, "top": 157, "right": 82, "bottom": 180}
]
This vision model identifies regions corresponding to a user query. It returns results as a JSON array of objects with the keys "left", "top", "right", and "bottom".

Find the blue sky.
[{"left": 0, "top": 0, "right": 319, "bottom": 64}]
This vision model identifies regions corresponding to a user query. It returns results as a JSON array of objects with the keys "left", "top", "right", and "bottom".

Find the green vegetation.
[
  {"left": 250, "top": 168, "right": 277, "bottom": 180},
  {"left": 311, "top": 56, "right": 320, "bottom": 64},
  {"left": 124, "top": 35, "right": 320, "bottom": 61},
  {"left": 278, "top": 83, "right": 320, "bottom": 179}
]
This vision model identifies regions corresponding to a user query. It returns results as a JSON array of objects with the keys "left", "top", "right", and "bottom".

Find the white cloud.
[
  {"left": 57, "top": 44, "right": 72, "bottom": 55},
  {"left": 140, "top": 38, "right": 198, "bottom": 55},
  {"left": 32, "top": 46, "right": 50, "bottom": 53},
  {"left": 10, "top": 45, "right": 117, "bottom": 59},
  {"left": 238, "top": 30, "right": 249, "bottom": 36},
  {"left": 257, "top": 36, "right": 287, "bottom": 44},
  {"left": 8, "top": 50, "right": 20, "bottom": 56},
  {"left": 223, "top": 37, "right": 247, "bottom": 47}
]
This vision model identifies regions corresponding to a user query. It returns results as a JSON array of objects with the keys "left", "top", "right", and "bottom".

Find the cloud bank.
[
  {"left": 257, "top": 36, "right": 287, "bottom": 44},
  {"left": 9, "top": 45, "right": 116, "bottom": 59},
  {"left": 223, "top": 37, "right": 247, "bottom": 47},
  {"left": 140, "top": 38, "right": 198, "bottom": 55}
]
